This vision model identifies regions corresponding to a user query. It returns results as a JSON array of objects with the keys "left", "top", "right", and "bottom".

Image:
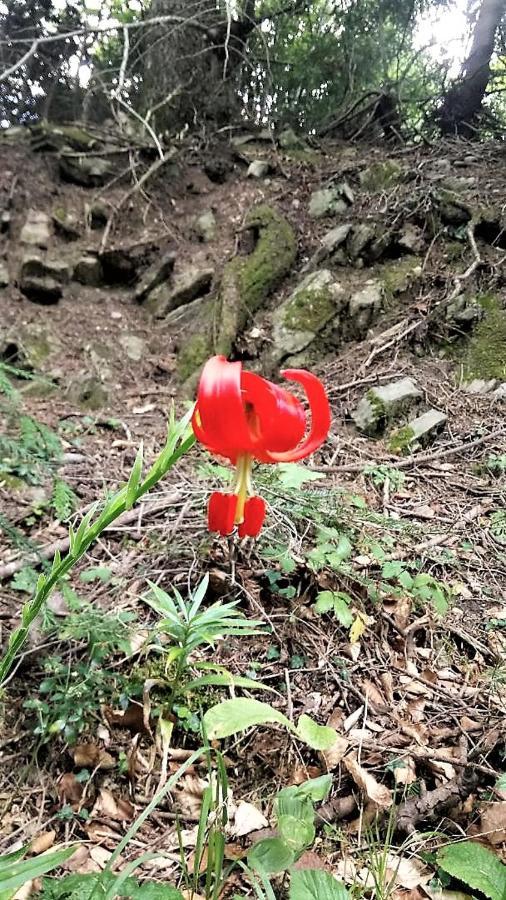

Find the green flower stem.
[{"left": 0, "top": 420, "right": 195, "bottom": 687}]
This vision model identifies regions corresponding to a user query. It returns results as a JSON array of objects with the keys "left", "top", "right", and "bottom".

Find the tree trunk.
[
  {"left": 142, "top": 0, "right": 253, "bottom": 135},
  {"left": 439, "top": 0, "right": 505, "bottom": 135}
]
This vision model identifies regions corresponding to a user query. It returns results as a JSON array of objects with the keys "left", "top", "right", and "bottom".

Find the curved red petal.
[
  {"left": 238, "top": 496, "right": 266, "bottom": 538},
  {"left": 241, "top": 372, "right": 306, "bottom": 456},
  {"left": 260, "top": 370, "right": 330, "bottom": 463},
  {"left": 192, "top": 356, "right": 252, "bottom": 458},
  {"left": 208, "top": 492, "right": 237, "bottom": 535}
]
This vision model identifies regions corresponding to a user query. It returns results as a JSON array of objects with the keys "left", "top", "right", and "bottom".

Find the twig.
[
  {"left": 0, "top": 493, "right": 182, "bottom": 580},
  {"left": 313, "top": 427, "right": 506, "bottom": 474}
]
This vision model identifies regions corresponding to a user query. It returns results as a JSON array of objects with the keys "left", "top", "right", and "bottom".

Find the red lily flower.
[{"left": 192, "top": 356, "right": 330, "bottom": 537}]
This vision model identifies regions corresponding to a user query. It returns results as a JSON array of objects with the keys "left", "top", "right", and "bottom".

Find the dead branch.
[{"left": 0, "top": 493, "right": 182, "bottom": 581}]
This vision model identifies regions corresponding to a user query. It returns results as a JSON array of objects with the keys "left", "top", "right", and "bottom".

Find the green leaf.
[
  {"left": 398, "top": 570, "right": 414, "bottom": 589},
  {"left": 290, "top": 869, "right": 350, "bottom": 900},
  {"left": 296, "top": 715, "right": 338, "bottom": 751},
  {"left": 277, "top": 464, "right": 324, "bottom": 489},
  {"left": 185, "top": 674, "right": 274, "bottom": 692},
  {"left": 203, "top": 699, "right": 292, "bottom": 740},
  {"left": 0, "top": 846, "right": 76, "bottom": 893},
  {"left": 314, "top": 591, "right": 335, "bottom": 614},
  {"left": 286, "top": 775, "right": 332, "bottom": 803},
  {"left": 248, "top": 838, "right": 295, "bottom": 875},
  {"left": 436, "top": 840, "right": 506, "bottom": 900},
  {"left": 382, "top": 561, "right": 404, "bottom": 579},
  {"left": 496, "top": 773, "right": 506, "bottom": 791},
  {"left": 126, "top": 441, "right": 143, "bottom": 509},
  {"left": 79, "top": 566, "right": 113, "bottom": 584},
  {"left": 332, "top": 594, "right": 354, "bottom": 628},
  {"left": 278, "top": 814, "right": 315, "bottom": 853}
]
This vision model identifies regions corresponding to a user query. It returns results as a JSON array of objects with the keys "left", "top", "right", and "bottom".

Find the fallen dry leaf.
[
  {"left": 58, "top": 773, "right": 83, "bottom": 807},
  {"left": 175, "top": 774, "right": 209, "bottom": 820},
  {"left": 30, "top": 830, "right": 56, "bottom": 854},
  {"left": 292, "top": 850, "right": 329, "bottom": 871},
  {"left": 384, "top": 852, "right": 430, "bottom": 888},
  {"left": 343, "top": 753, "right": 393, "bottom": 809},
  {"left": 320, "top": 732, "right": 349, "bottom": 771},
  {"left": 232, "top": 801, "right": 268, "bottom": 837},
  {"left": 91, "top": 789, "right": 134, "bottom": 822},
  {"left": 480, "top": 801, "right": 506, "bottom": 845},
  {"left": 73, "top": 743, "right": 100, "bottom": 767},
  {"left": 89, "top": 846, "right": 112, "bottom": 869},
  {"left": 104, "top": 702, "right": 145, "bottom": 734},
  {"left": 393, "top": 757, "right": 417, "bottom": 786},
  {"left": 361, "top": 679, "right": 387, "bottom": 708}
]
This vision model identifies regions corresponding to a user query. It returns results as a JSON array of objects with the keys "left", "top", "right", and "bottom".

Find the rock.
[
  {"left": 247, "top": 160, "right": 271, "bottom": 178},
  {"left": 272, "top": 269, "right": 345, "bottom": 358},
  {"left": 88, "top": 201, "right": 110, "bottom": 229},
  {"left": 389, "top": 409, "right": 447, "bottom": 452},
  {"left": 19, "top": 253, "right": 70, "bottom": 303},
  {"left": 0, "top": 262, "right": 9, "bottom": 287},
  {"left": 464, "top": 378, "right": 498, "bottom": 395},
  {"left": 306, "top": 224, "right": 352, "bottom": 270},
  {"left": 446, "top": 294, "right": 483, "bottom": 330},
  {"left": 309, "top": 187, "right": 347, "bottom": 219},
  {"left": 347, "top": 224, "right": 376, "bottom": 261},
  {"left": 20, "top": 210, "right": 51, "bottom": 248},
  {"left": 59, "top": 154, "right": 114, "bottom": 187},
  {"left": 52, "top": 208, "right": 81, "bottom": 241},
  {"left": 203, "top": 156, "right": 233, "bottom": 184},
  {"left": 348, "top": 280, "right": 383, "bottom": 338},
  {"left": 67, "top": 376, "right": 109, "bottom": 410},
  {"left": 278, "top": 127, "right": 305, "bottom": 150},
  {"left": 380, "top": 259, "right": 422, "bottom": 300},
  {"left": 492, "top": 383, "right": 506, "bottom": 401},
  {"left": 194, "top": 210, "right": 217, "bottom": 242},
  {"left": 118, "top": 334, "right": 146, "bottom": 362},
  {"left": 99, "top": 248, "right": 138, "bottom": 285},
  {"left": 30, "top": 122, "right": 99, "bottom": 153},
  {"left": 352, "top": 377, "right": 422, "bottom": 436},
  {"left": 398, "top": 224, "right": 425, "bottom": 254},
  {"left": 73, "top": 255, "right": 103, "bottom": 286},
  {"left": 14, "top": 323, "right": 58, "bottom": 369},
  {"left": 146, "top": 264, "right": 214, "bottom": 318},
  {"left": 135, "top": 251, "right": 177, "bottom": 302},
  {"left": 436, "top": 189, "right": 472, "bottom": 226},
  {"left": 20, "top": 276, "right": 62, "bottom": 304},
  {"left": 359, "top": 161, "right": 404, "bottom": 191}
]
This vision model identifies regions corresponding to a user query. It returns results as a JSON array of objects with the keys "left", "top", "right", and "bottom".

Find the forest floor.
[{"left": 0, "top": 131, "right": 505, "bottom": 898}]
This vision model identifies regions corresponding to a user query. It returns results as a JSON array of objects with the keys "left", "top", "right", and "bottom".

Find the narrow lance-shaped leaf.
[{"left": 125, "top": 441, "right": 144, "bottom": 510}]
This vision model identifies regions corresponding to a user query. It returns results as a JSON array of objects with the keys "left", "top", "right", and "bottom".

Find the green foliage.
[
  {"left": 0, "top": 414, "right": 62, "bottom": 484},
  {"left": 490, "top": 509, "right": 506, "bottom": 544},
  {"left": 144, "top": 574, "right": 267, "bottom": 717},
  {"left": 436, "top": 840, "right": 506, "bottom": 900},
  {"left": 314, "top": 590, "right": 354, "bottom": 627},
  {"left": 51, "top": 479, "right": 78, "bottom": 522},
  {"left": 363, "top": 464, "right": 406, "bottom": 491},
  {"left": 203, "top": 697, "right": 338, "bottom": 750},
  {"left": 0, "top": 407, "right": 195, "bottom": 686},
  {"left": 0, "top": 844, "right": 76, "bottom": 897},
  {"left": 290, "top": 869, "right": 350, "bottom": 900},
  {"left": 478, "top": 453, "right": 506, "bottom": 477},
  {"left": 40, "top": 870, "right": 183, "bottom": 899}
]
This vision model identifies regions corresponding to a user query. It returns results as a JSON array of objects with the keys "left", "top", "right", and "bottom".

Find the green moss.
[
  {"left": 177, "top": 333, "right": 211, "bottom": 382},
  {"left": 359, "top": 161, "right": 404, "bottom": 192},
  {"left": 216, "top": 204, "right": 296, "bottom": 355},
  {"left": 283, "top": 286, "right": 335, "bottom": 332},
  {"left": 380, "top": 259, "right": 421, "bottom": 302},
  {"left": 282, "top": 147, "right": 322, "bottom": 166},
  {"left": 462, "top": 294, "right": 506, "bottom": 380},
  {"left": 0, "top": 471, "right": 28, "bottom": 492},
  {"left": 388, "top": 425, "right": 415, "bottom": 454}
]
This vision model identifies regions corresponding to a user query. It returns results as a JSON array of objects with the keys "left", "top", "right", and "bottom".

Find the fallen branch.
[
  {"left": 313, "top": 427, "right": 506, "bottom": 475},
  {"left": 0, "top": 493, "right": 182, "bottom": 581}
]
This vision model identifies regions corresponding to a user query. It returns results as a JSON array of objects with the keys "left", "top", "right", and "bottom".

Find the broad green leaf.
[
  {"left": 382, "top": 560, "right": 404, "bottom": 579},
  {"left": 290, "top": 869, "right": 350, "bottom": 900},
  {"left": 278, "top": 814, "right": 315, "bottom": 853},
  {"left": 286, "top": 774, "right": 332, "bottom": 803},
  {"left": 248, "top": 838, "right": 295, "bottom": 875},
  {"left": 203, "top": 699, "right": 292, "bottom": 740},
  {"left": 436, "top": 840, "right": 506, "bottom": 900},
  {"left": 277, "top": 464, "right": 324, "bottom": 489},
  {"left": 314, "top": 591, "right": 335, "bottom": 614},
  {"left": 331, "top": 595, "right": 354, "bottom": 628},
  {"left": 296, "top": 715, "right": 338, "bottom": 751}
]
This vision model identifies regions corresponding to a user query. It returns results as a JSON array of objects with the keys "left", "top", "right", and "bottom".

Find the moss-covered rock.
[
  {"left": 215, "top": 204, "right": 297, "bottom": 357},
  {"left": 272, "top": 269, "right": 344, "bottom": 359},
  {"left": 379, "top": 258, "right": 422, "bottom": 302},
  {"left": 359, "top": 161, "right": 405, "bottom": 192},
  {"left": 389, "top": 409, "right": 447, "bottom": 453},
  {"left": 461, "top": 294, "right": 506, "bottom": 380}
]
